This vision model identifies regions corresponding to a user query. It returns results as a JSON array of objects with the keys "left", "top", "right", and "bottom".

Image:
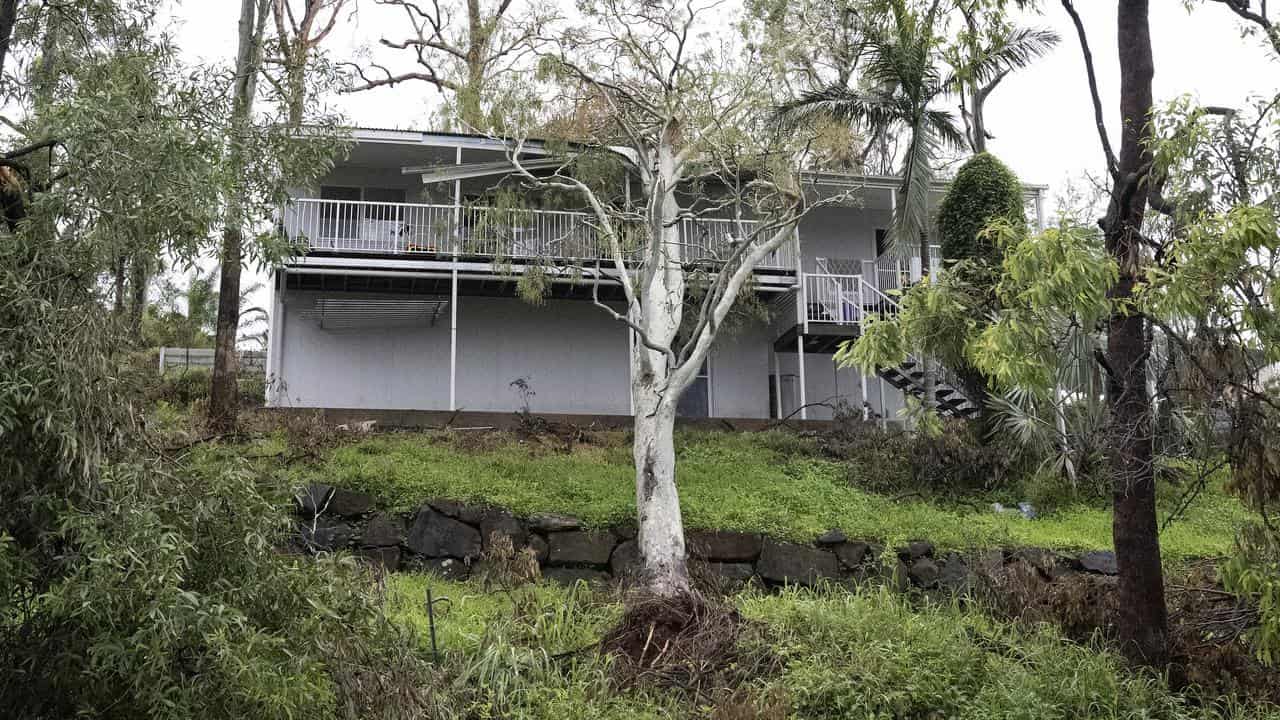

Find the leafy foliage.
[{"left": 936, "top": 152, "right": 1026, "bottom": 265}]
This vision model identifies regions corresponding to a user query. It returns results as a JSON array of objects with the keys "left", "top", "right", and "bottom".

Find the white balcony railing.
[
  {"left": 282, "top": 198, "right": 796, "bottom": 271},
  {"left": 801, "top": 273, "right": 903, "bottom": 328}
]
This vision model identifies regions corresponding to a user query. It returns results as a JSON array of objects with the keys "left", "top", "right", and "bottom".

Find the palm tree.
[
  {"left": 778, "top": 0, "right": 964, "bottom": 413},
  {"left": 949, "top": 10, "right": 1059, "bottom": 154},
  {"left": 777, "top": 0, "right": 1056, "bottom": 415},
  {"left": 777, "top": 0, "right": 965, "bottom": 258}
]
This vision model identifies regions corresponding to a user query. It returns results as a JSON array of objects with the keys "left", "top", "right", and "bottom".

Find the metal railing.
[
  {"left": 872, "top": 244, "right": 942, "bottom": 296},
  {"left": 803, "top": 272, "right": 865, "bottom": 327},
  {"left": 282, "top": 198, "right": 795, "bottom": 270}
]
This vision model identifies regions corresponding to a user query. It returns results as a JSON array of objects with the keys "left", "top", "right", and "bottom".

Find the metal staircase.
[
  {"left": 878, "top": 358, "right": 979, "bottom": 419},
  {"left": 789, "top": 257, "right": 979, "bottom": 420}
]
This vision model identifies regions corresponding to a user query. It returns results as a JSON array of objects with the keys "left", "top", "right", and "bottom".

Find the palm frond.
[
  {"left": 887, "top": 116, "right": 939, "bottom": 255},
  {"left": 773, "top": 85, "right": 903, "bottom": 133},
  {"left": 967, "top": 26, "right": 1061, "bottom": 87},
  {"left": 924, "top": 108, "right": 968, "bottom": 152}
]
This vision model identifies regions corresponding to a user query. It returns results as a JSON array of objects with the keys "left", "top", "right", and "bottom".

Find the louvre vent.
[{"left": 300, "top": 295, "right": 449, "bottom": 331}]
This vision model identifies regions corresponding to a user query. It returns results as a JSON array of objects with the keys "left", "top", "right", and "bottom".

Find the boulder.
[
  {"left": 611, "top": 522, "right": 638, "bottom": 540},
  {"left": 548, "top": 530, "right": 617, "bottom": 567},
  {"left": 898, "top": 540, "right": 935, "bottom": 560},
  {"left": 300, "top": 518, "right": 353, "bottom": 550},
  {"left": 691, "top": 560, "right": 756, "bottom": 592},
  {"left": 687, "top": 530, "right": 762, "bottom": 563},
  {"left": 527, "top": 533, "right": 550, "bottom": 563},
  {"left": 405, "top": 507, "right": 482, "bottom": 559},
  {"left": 326, "top": 488, "right": 375, "bottom": 518},
  {"left": 908, "top": 558, "right": 941, "bottom": 588},
  {"left": 1078, "top": 550, "right": 1118, "bottom": 576},
  {"left": 479, "top": 510, "right": 527, "bottom": 551},
  {"left": 527, "top": 512, "right": 583, "bottom": 532},
  {"left": 757, "top": 540, "right": 842, "bottom": 586},
  {"left": 610, "top": 539, "right": 642, "bottom": 579},
  {"left": 430, "top": 499, "right": 485, "bottom": 525},
  {"left": 543, "top": 566, "right": 610, "bottom": 587},
  {"left": 815, "top": 528, "right": 847, "bottom": 546},
  {"left": 360, "top": 513, "right": 405, "bottom": 548},
  {"left": 935, "top": 553, "right": 970, "bottom": 591},
  {"left": 296, "top": 484, "right": 333, "bottom": 517},
  {"left": 357, "top": 546, "right": 401, "bottom": 572},
  {"left": 834, "top": 541, "right": 871, "bottom": 569}
]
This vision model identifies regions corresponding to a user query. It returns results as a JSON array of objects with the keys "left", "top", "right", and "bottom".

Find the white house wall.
[
  {"left": 273, "top": 291, "right": 788, "bottom": 418},
  {"left": 797, "top": 206, "right": 893, "bottom": 273},
  {"left": 276, "top": 292, "right": 631, "bottom": 414}
]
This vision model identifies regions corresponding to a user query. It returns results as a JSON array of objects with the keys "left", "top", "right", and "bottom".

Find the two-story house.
[{"left": 264, "top": 128, "right": 1047, "bottom": 422}]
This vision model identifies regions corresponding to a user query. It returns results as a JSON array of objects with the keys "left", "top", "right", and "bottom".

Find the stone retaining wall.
[{"left": 295, "top": 484, "right": 1120, "bottom": 592}]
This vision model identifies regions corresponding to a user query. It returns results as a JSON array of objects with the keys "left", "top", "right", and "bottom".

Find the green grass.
[
  {"left": 291, "top": 430, "right": 1252, "bottom": 558},
  {"left": 383, "top": 572, "right": 1279, "bottom": 719}
]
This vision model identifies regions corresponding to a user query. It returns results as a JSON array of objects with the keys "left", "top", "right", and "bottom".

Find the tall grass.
[
  {"left": 384, "top": 574, "right": 1280, "bottom": 719},
  {"left": 291, "top": 430, "right": 1251, "bottom": 557}
]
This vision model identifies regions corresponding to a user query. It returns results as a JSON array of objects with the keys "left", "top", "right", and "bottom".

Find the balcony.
[{"left": 282, "top": 198, "right": 797, "bottom": 272}]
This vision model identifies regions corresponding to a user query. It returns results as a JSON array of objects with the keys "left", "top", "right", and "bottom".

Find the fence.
[{"left": 158, "top": 347, "right": 266, "bottom": 375}]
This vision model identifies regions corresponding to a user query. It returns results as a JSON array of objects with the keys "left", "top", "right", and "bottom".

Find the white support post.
[
  {"left": 450, "top": 146, "right": 461, "bottom": 411},
  {"left": 1035, "top": 188, "right": 1046, "bottom": 232},
  {"left": 796, "top": 334, "right": 807, "bottom": 420},
  {"left": 860, "top": 372, "right": 869, "bottom": 420},
  {"left": 158, "top": 346, "right": 165, "bottom": 374}
]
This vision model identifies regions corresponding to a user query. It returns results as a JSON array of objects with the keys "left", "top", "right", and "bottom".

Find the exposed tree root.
[{"left": 600, "top": 589, "right": 777, "bottom": 697}]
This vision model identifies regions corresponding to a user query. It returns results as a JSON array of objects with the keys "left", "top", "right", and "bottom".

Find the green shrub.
[
  {"left": 238, "top": 373, "right": 267, "bottom": 408},
  {"left": 937, "top": 152, "right": 1026, "bottom": 265},
  {"left": 825, "top": 419, "right": 1028, "bottom": 497},
  {"left": 154, "top": 367, "right": 212, "bottom": 405}
]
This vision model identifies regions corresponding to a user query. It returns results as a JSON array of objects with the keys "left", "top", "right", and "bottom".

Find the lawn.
[
  {"left": 287, "top": 429, "right": 1253, "bottom": 558},
  {"left": 382, "top": 572, "right": 1279, "bottom": 720}
]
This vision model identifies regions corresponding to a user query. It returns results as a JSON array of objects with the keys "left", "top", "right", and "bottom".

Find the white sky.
[
  {"left": 167, "top": 1, "right": 1279, "bottom": 194},
  {"left": 160, "top": 0, "right": 1278, "bottom": 316}
]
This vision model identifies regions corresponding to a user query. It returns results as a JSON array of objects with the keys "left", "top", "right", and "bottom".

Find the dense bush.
[
  {"left": 823, "top": 418, "right": 1030, "bottom": 497},
  {"left": 936, "top": 152, "right": 1026, "bottom": 265},
  {"left": 154, "top": 367, "right": 212, "bottom": 405},
  {"left": 148, "top": 368, "right": 265, "bottom": 409},
  {"left": 1, "top": 228, "right": 433, "bottom": 718}
]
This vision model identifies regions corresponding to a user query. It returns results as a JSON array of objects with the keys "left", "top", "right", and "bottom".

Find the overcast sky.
[
  {"left": 159, "top": 0, "right": 1277, "bottom": 316},
  {"left": 166, "top": 1, "right": 1278, "bottom": 200}
]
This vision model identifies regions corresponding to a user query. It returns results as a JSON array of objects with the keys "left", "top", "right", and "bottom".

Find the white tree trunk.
[{"left": 632, "top": 389, "right": 689, "bottom": 596}]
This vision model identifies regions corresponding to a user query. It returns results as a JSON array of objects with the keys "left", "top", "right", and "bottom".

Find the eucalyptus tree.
[
  {"left": 269, "top": 0, "right": 353, "bottom": 126},
  {"left": 344, "top": 0, "right": 557, "bottom": 129},
  {"left": 505, "top": 0, "right": 819, "bottom": 596},
  {"left": 208, "top": 0, "right": 272, "bottom": 432},
  {"left": 208, "top": 0, "right": 346, "bottom": 432}
]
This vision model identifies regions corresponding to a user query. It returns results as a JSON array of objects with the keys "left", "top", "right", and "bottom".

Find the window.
[
  {"left": 363, "top": 187, "right": 407, "bottom": 205},
  {"left": 875, "top": 228, "right": 889, "bottom": 258},
  {"left": 677, "top": 359, "right": 711, "bottom": 418}
]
